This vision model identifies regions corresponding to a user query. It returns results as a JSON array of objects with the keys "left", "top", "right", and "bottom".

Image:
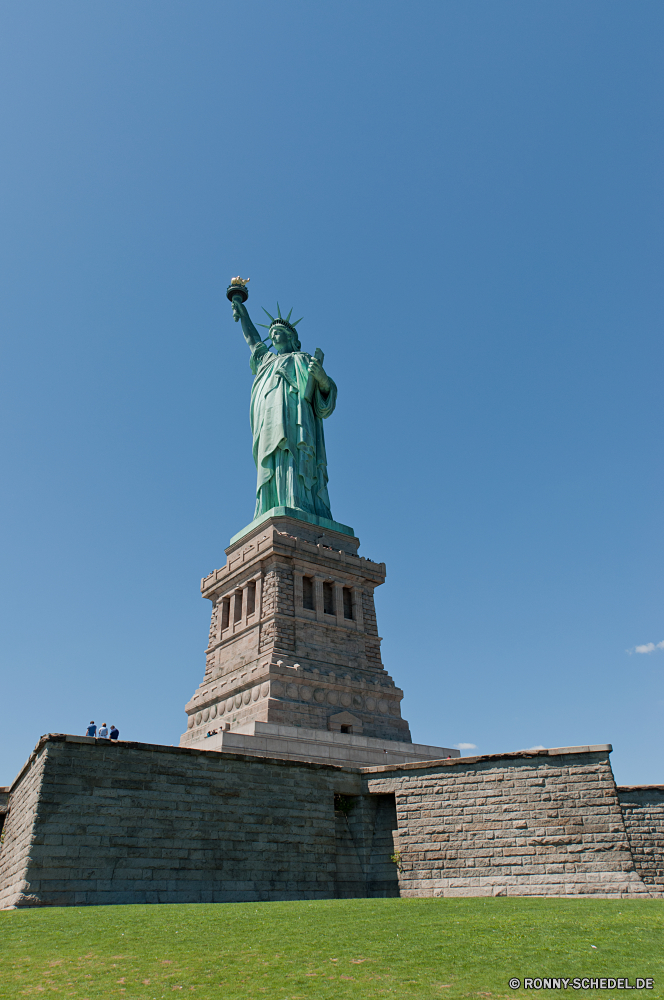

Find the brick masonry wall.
[
  {"left": 0, "top": 747, "right": 48, "bottom": 909},
  {"left": 618, "top": 786, "right": 664, "bottom": 890},
  {"left": 0, "top": 735, "right": 368, "bottom": 908},
  {"left": 362, "top": 748, "right": 656, "bottom": 898},
  {"left": 1, "top": 738, "right": 659, "bottom": 907},
  {"left": 261, "top": 566, "right": 294, "bottom": 619},
  {"left": 258, "top": 567, "right": 296, "bottom": 655},
  {"left": 360, "top": 590, "right": 383, "bottom": 669}
]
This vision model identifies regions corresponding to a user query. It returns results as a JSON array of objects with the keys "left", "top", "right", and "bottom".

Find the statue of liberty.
[{"left": 230, "top": 286, "right": 337, "bottom": 521}]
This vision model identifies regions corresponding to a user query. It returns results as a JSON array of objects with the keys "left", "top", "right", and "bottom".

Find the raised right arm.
[{"left": 231, "top": 298, "right": 262, "bottom": 349}]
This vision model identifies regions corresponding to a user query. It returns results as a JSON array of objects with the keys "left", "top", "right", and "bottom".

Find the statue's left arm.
[
  {"left": 308, "top": 356, "right": 331, "bottom": 393},
  {"left": 308, "top": 356, "right": 336, "bottom": 418}
]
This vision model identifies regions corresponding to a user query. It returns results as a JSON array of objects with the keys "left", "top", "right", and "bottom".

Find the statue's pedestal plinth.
[
  {"left": 181, "top": 512, "right": 421, "bottom": 755},
  {"left": 192, "top": 721, "right": 459, "bottom": 768},
  {"left": 230, "top": 506, "right": 355, "bottom": 547}
]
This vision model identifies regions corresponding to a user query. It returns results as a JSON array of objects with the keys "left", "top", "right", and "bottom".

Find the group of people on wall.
[{"left": 85, "top": 721, "right": 120, "bottom": 740}]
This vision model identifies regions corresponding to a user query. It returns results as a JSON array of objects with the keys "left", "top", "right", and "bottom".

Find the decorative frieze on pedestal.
[{"left": 180, "top": 514, "right": 411, "bottom": 750}]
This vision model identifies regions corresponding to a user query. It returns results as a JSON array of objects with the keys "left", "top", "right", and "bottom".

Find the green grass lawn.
[{"left": 0, "top": 898, "right": 662, "bottom": 1000}]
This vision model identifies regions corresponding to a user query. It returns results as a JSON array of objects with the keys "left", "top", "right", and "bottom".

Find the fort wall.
[
  {"left": 1, "top": 736, "right": 659, "bottom": 908},
  {"left": 365, "top": 747, "right": 650, "bottom": 898},
  {"left": 617, "top": 785, "right": 664, "bottom": 892},
  {"left": 0, "top": 735, "right": 359, "bottom": 909}
]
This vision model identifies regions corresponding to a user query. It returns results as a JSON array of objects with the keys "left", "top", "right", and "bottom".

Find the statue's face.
[{"left": 271, "top": 327, "right": 293, "bottom": 353}]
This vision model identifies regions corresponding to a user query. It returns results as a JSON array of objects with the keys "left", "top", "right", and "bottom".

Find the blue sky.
[{"left": 1, "top": 1, "right": 662, "bottom": 786}]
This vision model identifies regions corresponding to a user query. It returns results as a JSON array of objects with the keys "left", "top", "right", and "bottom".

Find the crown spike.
[
  {"left": 292, "top": 317, "right": 304, "bottom": 326},
  {"left": 261, "top": 307, "right": 275, "bottom": 323},
  {"left": 286, "top": 307, "right": 293, "bottom": 321},
  {"left": 276, "top": 302, "right": 282, "bottom": 318}
]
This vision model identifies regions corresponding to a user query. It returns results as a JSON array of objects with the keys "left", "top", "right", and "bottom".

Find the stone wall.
[
  {"left": 618, "top": 785, "right": 664, "bottom": 891},
  {"left": 0, "top": 735, "right": 387, "bottom": 909},
  {"left": 363, "top": 746, "right": 653, "bottom": 898},
  {"left": 1, "top": 737, "right": 659, "bottom": 908},
  {"left": 0, "top": 750, "right": 48, "bottom": 908}
]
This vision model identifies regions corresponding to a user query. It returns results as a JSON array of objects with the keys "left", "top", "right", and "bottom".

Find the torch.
[{"left": 226, "top": 276, "right": 250, "bottom": 319}]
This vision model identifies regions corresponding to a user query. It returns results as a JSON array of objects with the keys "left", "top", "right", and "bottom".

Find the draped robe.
[{"left": 249, "top": 343, "right": 337, "bottom": 519}]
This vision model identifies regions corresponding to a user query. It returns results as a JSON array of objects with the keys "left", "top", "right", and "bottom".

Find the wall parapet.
[{"left": 359, "top": 744, "right": 613, "bottom": 774}]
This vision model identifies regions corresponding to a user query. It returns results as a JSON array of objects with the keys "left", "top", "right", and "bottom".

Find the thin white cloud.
[
  {"left": 628, "top": 640, "right": 664, "bottom": 655},
  {"left": 522, "top": 745, "right": 546, "bottom": 751},
  {"left": 455, "top": 742, "right": 477, "bottom": 750}
]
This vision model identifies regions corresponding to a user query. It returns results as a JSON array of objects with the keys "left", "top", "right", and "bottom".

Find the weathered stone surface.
[
  {"left": 196, "top": 722, "right": 459, "bottom": 768},
  {"left": 362, "top": 747, "right": 657, "bottom": 899},
  {"left": 0, "top": 735, "right": 390, "bottom": 908},
  {"left": 1, "top": 737, "right": 659, "bottom": 907},
  {"left": 618, "top": 785, "right": 664, "bottom": 890},
  {"left": 182, "top": 515, "right": 411, "bottom": 749},
  {"left": 0, "top": 752, "right": 47, "bottom": 908}
]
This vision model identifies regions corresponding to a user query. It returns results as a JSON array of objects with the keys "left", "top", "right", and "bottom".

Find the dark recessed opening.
[
  {"left": 233, "top": 589, "right": 243, "bottom": 622},
  {"left": 323, "top": 581, "right": 335, "bottom": 615},
  {"left": 340, "top": 724, "right": 351, "bottom": 734},
  {"left": 221, "top": 597, "right": 230, "bottom": 631},
  {"left": 334, "top": 792, "right": 356, "bottom": 815},
  {"left": 343, "top": 587, "right": 353, "bottom": 619},
  {"left": 302, "top": 575, "right": 315, "bottom": 610}
]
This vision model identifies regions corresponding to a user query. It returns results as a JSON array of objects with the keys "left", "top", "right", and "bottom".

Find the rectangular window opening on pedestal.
[
  {"left": 246, "top": 580, "right": 256, "bottom": 616},
  {"left": 302, "top": 575, "right": 315, "bottom": 611},
  {"left": 323, "top": 581, "right": 335, "bottom": 615},
  {"left": 343, "top": 587, "right": 353, "bottom": 620},
  {"left": 221, "top": 598, "right": 230, "bottom": 631},
  {"left": 233, "top": 589, "right": 243, "bottom": 622}
]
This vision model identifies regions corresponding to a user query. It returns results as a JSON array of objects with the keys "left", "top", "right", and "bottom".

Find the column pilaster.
[{"left": 314, "top": 576, "right": 324, "bottom": 622}]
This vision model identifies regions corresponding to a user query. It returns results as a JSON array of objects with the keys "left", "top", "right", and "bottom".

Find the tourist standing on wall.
[
  {"left": 109, "top": 725, "right": 119, "bottom": 740},
  {"left": 98, "top": 723, "right": 108, "bottom": 738},
  {"left": 86, "top": 721, "right": 96, "bottom": 736}
]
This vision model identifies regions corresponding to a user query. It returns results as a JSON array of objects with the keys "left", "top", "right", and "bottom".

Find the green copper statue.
[{"left": 229, "top": 282, "right": 337, "bottom": 521}]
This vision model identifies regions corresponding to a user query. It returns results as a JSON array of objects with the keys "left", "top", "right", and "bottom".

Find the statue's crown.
[
  {"left": 269, "top": 317, "right": 299, "bottom": 335},
  {"left": 257, "top": 303, "right": 303, "bottom": 338}
]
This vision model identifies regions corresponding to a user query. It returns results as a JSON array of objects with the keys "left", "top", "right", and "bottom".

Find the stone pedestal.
[
  {"left": 180, "top": 513, "right": 412, "bottom": 750},
  {"left": 192, "top": 721, "right": 459, "bottom": 768}
]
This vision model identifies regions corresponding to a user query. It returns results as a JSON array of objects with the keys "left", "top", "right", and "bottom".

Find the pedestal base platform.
[
  {"left": 191, "top": 721, "right": 460, "bottom": 769},
  {"left": 230, "top": 507, "right": 355, "bottom": 546}
]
